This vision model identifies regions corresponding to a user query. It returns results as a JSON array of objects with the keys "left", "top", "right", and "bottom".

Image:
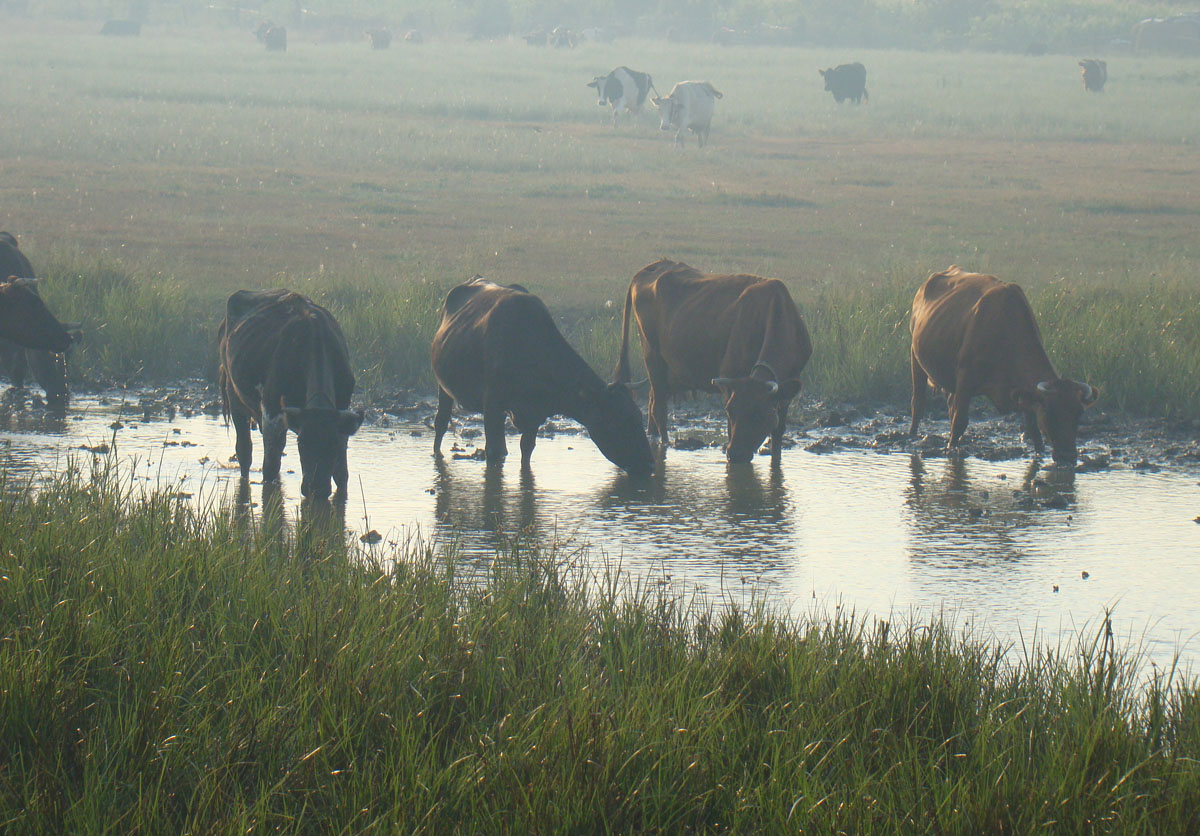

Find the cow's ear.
[
  {"left": 284, "top": 406, "right": 304, "bottom": 428},
  {"left": 775, "top": 379, "right": 802, "bottom": 401},
  {"left": 1011, "top": 388, "right": 1042, "bottom": 410}
]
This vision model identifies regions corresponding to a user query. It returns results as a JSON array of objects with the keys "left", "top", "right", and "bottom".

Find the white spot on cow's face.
[
  {"left": 653, "top": 97, "right": 676, "bottom": 130},
  {"left": 261, "top": 411, "right": 287, "bottom": 454}
]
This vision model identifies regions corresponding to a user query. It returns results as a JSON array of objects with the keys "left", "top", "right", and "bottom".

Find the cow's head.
[
  {"left": 712, "top": 374, "right": 802, "bottom": 464},
  {"left": 284, "top": 405, "right": 365, "bottom": 500},
  {"left": 587, "top": 75, "right": 607, "bottom": 104},
  {"left": 652, "top": 94, "right": 678, "bottom": 130},
  {"left": 584, "top": 382, "right": 654, "bottom": 476},
  {"left": 0, "top": 277, "right": 75, "bottom": 353},
  {"left": 1013, "top": 379, "right": 1099, "bottom": 465}
]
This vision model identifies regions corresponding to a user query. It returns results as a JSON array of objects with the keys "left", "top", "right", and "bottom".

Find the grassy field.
[
  {"left": 2, "top": 24, "right": 1200, "bottom": 411},
  {"left": 2, "top": 465, "right": 1199, "bottom": 833}
]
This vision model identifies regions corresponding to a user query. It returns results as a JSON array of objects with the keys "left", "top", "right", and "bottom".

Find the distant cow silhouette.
[
  {"left": 1078, "top": 59, "right": 1107, "bottom": 92},
  {"left": 820, "top": 62, "right": 868, "bottom": 104},
  {"left": 263, "top": 26, "right": 287, "bottom": 52},
  {"left": 367, "top": 28, "right": 391, "bottom": 49}
]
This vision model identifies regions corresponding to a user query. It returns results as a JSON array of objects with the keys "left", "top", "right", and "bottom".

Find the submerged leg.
[
  {"left": 433, "top": 387, "right": 454, "bottom": 454},
  {"left": 232, "top": 410, "right": 253, "bottom": 479},
  {"left": 909, "top": 351, "right": 929, "bottom": 438},
  {"left": 261, "top": 410, "right": 287, "bottom": 483},
  {"left": 770, "top": 401, "right": 790, "bottom": 467},
  {"left": 1023, "top": 410, "right": 1044, "bottom": 456},
  {"left": 483, "top": 402, "right": 508, "bottom": 465},
  {"left": 947, "top": 391, "right": 971, "bottom": 452}
]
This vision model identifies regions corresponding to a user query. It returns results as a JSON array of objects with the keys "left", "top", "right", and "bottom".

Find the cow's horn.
[
  {"left": 711, "top": 377, "right": 735, "bottom": 386},
  {"left": 1079, "top": 382, "right": 1094, "bottom": 401},
  {"left": 13, "top": 277, "right": 39, "bottom": 288},
  {"left": 1036, "top": 380, "right": 1054, "bottom": 394},
  {"left": 765, "top": 380, "right": 779, "bottom": 395}
]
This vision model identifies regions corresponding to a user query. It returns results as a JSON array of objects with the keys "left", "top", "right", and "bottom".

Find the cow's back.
[{"left": 911, "top": 267, "right": 1038, "bottom": 390}]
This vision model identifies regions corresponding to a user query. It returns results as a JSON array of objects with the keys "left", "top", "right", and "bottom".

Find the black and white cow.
[{"left": 587, "top": 66, "right": 656, "bottom": 128}]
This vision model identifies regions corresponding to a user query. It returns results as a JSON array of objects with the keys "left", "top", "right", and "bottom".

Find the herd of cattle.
[{"left": 0, "top": 232, "right": 1098, "bottom": 503}]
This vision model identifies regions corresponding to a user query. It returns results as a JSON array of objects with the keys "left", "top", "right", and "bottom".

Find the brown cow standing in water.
[
  {"left": 219, "top": 289, "right": 363, "bottom": 501},
  {"left": 909, "top": 266, "right": 1098, "bottom": 465},
  {"left": 431, "top": 276, "right": 653, "bottom": 475},
  {"left": 613, "top": 258, "right": 813, "bottom": 466},
  {"left": 0, "top": 276, "right": 76, "bottom": 355}
]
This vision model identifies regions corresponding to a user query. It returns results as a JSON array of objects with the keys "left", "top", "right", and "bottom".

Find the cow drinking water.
[
  {"left": 431, "top": 276, "right": 653, "bottom": 476},
  {"left": 908, "top": 266, "right": 1098, "bottom": 465},
  {"left": 613, "top": 259, "right": 813, "bottom": 466},
  {"left": 218, "top": 289, "right": 363, "bottom": 501}
]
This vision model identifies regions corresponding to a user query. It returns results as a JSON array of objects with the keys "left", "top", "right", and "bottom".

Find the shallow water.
[{"left": 3, "top": 394, "right": 1199, "bottom": 670}]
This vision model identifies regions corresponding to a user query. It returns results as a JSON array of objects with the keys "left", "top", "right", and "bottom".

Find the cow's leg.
[
  {"left": 947, "top": 391, "right": 971, "bottom": 453},
  {"left": 232, "top": 410, "right": 253, "bottom": 479},
  {"left": 260, "top": 410, "right": 287, "bottom": 483},
  {"left": 482, "top": 397, "right": 508, "bottom": 465},
  {"left": 513, "top": 413, "right": 540, "bottom": 468},
  {"left": 333, "top": 438, "right": 350, "bottom": 495},
  {"left": 433, "top": 387, "right": 454, "bottom": 454},
  {"left": 909, "top": 351, "right": 929, "bottom": 438},
  {"left": 770, "top": 401, "right": 790, "bottom": 467},
  {"left": 1023, "top": 410, "right": 1045, "bottom": 456}
]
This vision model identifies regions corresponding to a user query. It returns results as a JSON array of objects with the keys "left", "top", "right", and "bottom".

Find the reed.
[{"left": 1, "top": 464, "right": 1198, "bottom": 833}]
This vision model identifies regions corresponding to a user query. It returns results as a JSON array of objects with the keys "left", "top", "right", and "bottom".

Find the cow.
[
  {"left": 218, "top": 289, "right": 364, "bottom": 501},
  {"left": 366, "top": 28, "right": 392, "bottom": 49},
  {"left": 100, "top": 19, "right": 141, "bottom": 36},
  {"left": 652, "top": 81, "right": 723, "bottom": 148},
  {"left": 587, "top": 66, "right": 656, "bottom": 128},
  {"left": 0, "top": 277, "right": 76, "bottom": 355},
  {"left": 1078, "top": 59, "right": 1107, "bottom": 92},
  {"left": 0, "top": 233, "right": 78, "bottom": 412},
  {"left": 819, "top": 62, "right": 868, "bottom": 104},
  {"left": 613, "top": 259, "right": 813, "bottom": 466},
  {"left": 908, "top": 266, "right": 1099, "bottom": 466},
  {"left": 404, "top": 29, "right": 423, "bottom": 44},
  {"left": 432, "top": 276, "right": 653, "bottom": 476},
  {"left": 263, "top": 25, "right": 287, "bottom": 52}
]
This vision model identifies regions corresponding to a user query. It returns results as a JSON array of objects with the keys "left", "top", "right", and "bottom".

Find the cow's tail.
[{"left": 613, "top": 281, "right": 635, "bottom": 385}]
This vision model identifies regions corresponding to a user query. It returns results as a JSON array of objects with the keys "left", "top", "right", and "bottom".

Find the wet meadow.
[{"left": 3, "top": 18, "right": 1200, "bottom": 832}]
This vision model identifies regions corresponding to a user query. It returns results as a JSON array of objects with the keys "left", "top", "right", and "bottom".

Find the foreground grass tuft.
[{"left": 2, "top": 466, "right": 1199, "bottom": 833}]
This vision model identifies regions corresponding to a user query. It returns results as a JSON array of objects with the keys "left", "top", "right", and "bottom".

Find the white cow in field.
[{"left": 652, "top": 81, "right": 723, "bottom": 148}]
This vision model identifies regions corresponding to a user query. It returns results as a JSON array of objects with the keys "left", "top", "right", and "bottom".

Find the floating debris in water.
[
  {"left": 1081, "top": 571, "right": 1090, "bottom": 580},
  {"left": 360, "top": 530, "right": 382, "bottom": 544},
  {"left": 80, "top": 443, "right": 110, "bottom": 454},
  {"left": 1053, "top": 585, "right": 1059, "bottom": 593}
]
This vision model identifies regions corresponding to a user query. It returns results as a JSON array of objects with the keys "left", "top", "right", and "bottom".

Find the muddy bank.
[{"left": 2, "top": 380, "right": 1197, "bottom": 475}]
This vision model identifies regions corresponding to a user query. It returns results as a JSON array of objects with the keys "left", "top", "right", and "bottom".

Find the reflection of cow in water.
[
  {"left": 219, "top": 289, "right": 364, "bottom": 501},
  {"left": 431, "top": 276, "right": 653, "bottom": 475},
  {"left": 0, "top": 232, "right": 78, "bottom": 412}
]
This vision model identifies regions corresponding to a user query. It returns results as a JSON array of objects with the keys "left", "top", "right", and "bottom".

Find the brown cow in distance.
[
  {"left": 219, "top": 289, "right": 363, "bottom": 501},
  {"left": 613, "top": 259, "right": 813, "bottom": 465},
  {"left": 1079, "top": 59, "right": 1107, "bottom": 92},
  {"left": 432, "top": 277, "right": 653, "bottom": 475},
  {"left": 909, "top": 266, "right": 1098, "bottom": 465}
]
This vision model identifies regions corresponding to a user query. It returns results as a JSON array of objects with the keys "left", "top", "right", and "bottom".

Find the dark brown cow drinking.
[
  {"left": 218, "top": 289, "right": 363, "bottom": 501},
  {"left": 431, "top": 276, "right": 653, "bottom": 475},
  {"left": 613, "top": 259, "right": 813, "bottom": 466},
  {"left": 908, "top": 266, "right": 1099, "bottom": 465}
]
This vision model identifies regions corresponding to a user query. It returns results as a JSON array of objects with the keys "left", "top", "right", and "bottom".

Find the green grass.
[
  {"left": 3, "top": 29, "right": 1200, "bottom": 413},
  {"left": 2, "top": 464, "right": 1199, "bottom": 833}
]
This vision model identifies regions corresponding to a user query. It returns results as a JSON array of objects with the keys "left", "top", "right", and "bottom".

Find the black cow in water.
[
  {"left": 219, "top": 289, "right": 364, "bottom": 501},
  {"left": 431, "top": 276, "right": 653, "bottom": 475},
  {"left": 819, "top": 62, "right": 869, "bottom": 104},
  {"left": 0, "top": 232, "right": 79, "bottom": 412},
  {"left": 0, "top": 276, "right": 76, "bottom": 354}
]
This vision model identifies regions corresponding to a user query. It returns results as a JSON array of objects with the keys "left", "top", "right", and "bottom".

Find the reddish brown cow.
[
  {"left": 909, "top": 266, "right": 1098, "bottom": 465},
  {"left": 613, "top": 258, "right": 812, "bottom": 465}
]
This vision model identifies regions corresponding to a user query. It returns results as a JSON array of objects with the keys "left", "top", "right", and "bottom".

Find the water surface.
[{"left": 3, "top": 394, "right": 1198, "bottom": 669}]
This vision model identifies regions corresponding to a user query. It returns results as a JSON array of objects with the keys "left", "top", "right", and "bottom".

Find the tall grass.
[{"left": 2, "top": 464, "right": 1199, "bottom": 833}]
